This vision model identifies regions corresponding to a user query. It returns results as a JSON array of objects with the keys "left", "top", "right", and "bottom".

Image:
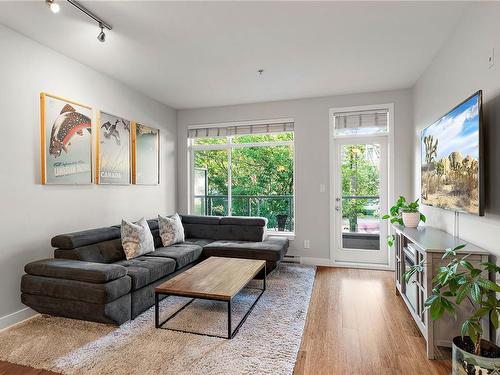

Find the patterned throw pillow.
[
  {"left": 158, "top": 213, "right": 185, "bottom": 247},
  {"left": 121, "top": 217, "right": 155, "bottom": 260}
]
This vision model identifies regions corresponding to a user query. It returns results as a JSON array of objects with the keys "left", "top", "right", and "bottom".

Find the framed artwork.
[
  {"left": 132, "top": 122, "right": 160, "bottom": 185},
  {"left": 96, "top": 111, "right": 131, "bottom": 184},
  {"left": 40, "top": 93, "right": 93, "bottom": 184}
]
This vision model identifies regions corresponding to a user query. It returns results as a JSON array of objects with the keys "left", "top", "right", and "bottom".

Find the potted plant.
[
  {"left": 405, "top": 244, "right": 500, "bottom": 374},
  {"left": 382, "top": 196, "right": 426, "bottom": 246},
  {"left": 276, "top": 214, "right": 288, "bottom": 232}
]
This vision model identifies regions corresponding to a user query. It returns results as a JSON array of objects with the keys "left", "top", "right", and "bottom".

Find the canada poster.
[{"left": 98, "top": 112, "right": 131, "bottom": 184}]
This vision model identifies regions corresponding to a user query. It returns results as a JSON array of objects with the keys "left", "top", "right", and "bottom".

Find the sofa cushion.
[
  {"left": 220, "top": 216, "right": 267, "bottom": 227},
  {"left": 25, "top": 259, "right": 127, "bottom": 283},
  {"left": 121, "top": 218, "right": 155, "bottom": 260},
  {"left": 145, "top": 243, "right": 202, "bottom": 269},
  {"left": 54, "top": 238, "right": 125, "bottom": 264},
  {"left": 21, "top": 274, "right": 131, "bottom": 304},
  {"left": 51, "top": 226, "right": 121, "bottom": 250},
  {"left": 183, "top": 223, "right": 265, "bottom": 242},
  {"left": 180, "top": 215, "right": 221, "bottom": 225},
  {"left": 115, "top": 257, "right": 175, "bottom": 290},
  {"left": 184, "top": 238, "right": 215, "bottom": 247},
  {"left": 202, "top": 236, "right": 288, "bottom": 262},
  {"left": 159, "top": 213, "right": 185, "bottom": 247}
]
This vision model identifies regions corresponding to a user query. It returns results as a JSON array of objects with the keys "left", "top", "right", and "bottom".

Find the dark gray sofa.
[{"left": 21, "top": 215, "right": 289, "bottom": 325}]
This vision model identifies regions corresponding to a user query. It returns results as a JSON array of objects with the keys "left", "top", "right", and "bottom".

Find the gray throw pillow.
[
  {"left": 121, "top": 217, "right": 155, "bottom": 260},
  {"left": 158, "top": 213, "right": 185, "bottom": 247}
]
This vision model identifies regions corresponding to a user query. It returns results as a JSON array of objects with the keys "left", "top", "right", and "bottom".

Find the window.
[
  {"left": 333, "top": 109, "right": 388, "bottom": 137},
  {"left": 189, "top": 120, "right": 295, "bottom": 233}
]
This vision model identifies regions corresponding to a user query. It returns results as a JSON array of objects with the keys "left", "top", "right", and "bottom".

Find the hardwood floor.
[
  {"left": 0, "top": 266, "right": 451, "bottom": 375},
  {"left": 0, "top": 361, "right": 57, "bottom": 375},
  {"left": 293, "top": 266, "right": 452, "bottom": 375}
]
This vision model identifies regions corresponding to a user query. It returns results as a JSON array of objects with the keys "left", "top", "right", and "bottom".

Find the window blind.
[
  {"left": 188, "top": 121, "right": 294, "bottom": 139},
  {"left": 333, "top": 109, "right": 388, "bottom": 136}
]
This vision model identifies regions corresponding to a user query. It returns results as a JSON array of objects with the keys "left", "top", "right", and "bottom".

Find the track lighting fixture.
[
  {"left": 97, "top": 24, "right": 106, "bottom": 43},
  {"left": 46, "top": 0, "right": 112, "bottom": 42},
  {"left": 46, "top": 0, "right": 60, "bottom": 14}
]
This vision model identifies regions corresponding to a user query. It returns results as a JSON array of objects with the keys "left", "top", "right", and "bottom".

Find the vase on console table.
[{"left": 402, "top": 212, "right": 420, "bottom": 228}]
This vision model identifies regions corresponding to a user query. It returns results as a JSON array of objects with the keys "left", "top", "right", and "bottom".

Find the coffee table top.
[{"left": 155, "top": 257, "right": 265, "bottom": 301}]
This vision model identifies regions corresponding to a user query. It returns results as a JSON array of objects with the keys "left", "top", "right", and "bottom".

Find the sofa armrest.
[{"left": 24, "top": 259, "right": 127, "bottom": 284}]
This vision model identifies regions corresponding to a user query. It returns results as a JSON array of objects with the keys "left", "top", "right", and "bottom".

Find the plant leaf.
[
  {"left": 456, "top": 283, "right": 471, "bottom": 305},
  {"left": 470, "top": 283, "right": 481, "bottom": 303},
  {"left": 482, "top": 262, "right": 500, "bottom": 273},
  {"left": 477, "top": 278, "right": 500, "bottom": 292},
  {"left": 492, "top": 310, "right": 499, "bottom": 329}
]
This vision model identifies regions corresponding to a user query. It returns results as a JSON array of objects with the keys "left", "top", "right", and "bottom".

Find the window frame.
[{"left": 188, "top": 122, "right": 295, "bottom": 235}]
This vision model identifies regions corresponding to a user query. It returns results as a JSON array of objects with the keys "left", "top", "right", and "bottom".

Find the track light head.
[
  {"left": 46, "top": 0, "right": 60, "bottom": 14},
  {"left": 97, "top": 24, "right": 106, "bottom": 42}
]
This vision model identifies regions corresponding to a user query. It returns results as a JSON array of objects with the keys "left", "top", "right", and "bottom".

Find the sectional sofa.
[{"left": 21, "top": 215, "right": 289, "bottom": 325}]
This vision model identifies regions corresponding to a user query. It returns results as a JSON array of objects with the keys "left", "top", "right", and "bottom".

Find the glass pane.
[
  {"left": 231, "top": 145, "right": 294, "bottom": 232},
  {"left": 193, "top": 149, "right": 228, "bottom": 216},
  {"left": 232, "top": 132, "right": 294, "bottom": 144},
  {"left": 341, "top": 144, "right": 380, "bottom": 250},
  {"left": 193, "top": 168, "right": 207, "bottom": 215},
  {"left": 335, "top": 127, "right": 387, "bottom": 137},
  {"left": 193, "top": 136, "right": 227, "bottom": 145}
]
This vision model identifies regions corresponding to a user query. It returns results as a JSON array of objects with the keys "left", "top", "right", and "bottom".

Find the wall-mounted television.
[{"left": 421, "top": 90, "right": 484, "bottom": 216}]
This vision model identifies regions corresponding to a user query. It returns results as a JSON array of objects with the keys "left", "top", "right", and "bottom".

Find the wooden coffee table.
[{"left": 154, "top": 256, "right": 266, "bottom": 339}]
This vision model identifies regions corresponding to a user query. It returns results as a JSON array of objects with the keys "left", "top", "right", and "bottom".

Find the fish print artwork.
[{"left": 41, "top": 93, "right": 93, "bottom": 184}]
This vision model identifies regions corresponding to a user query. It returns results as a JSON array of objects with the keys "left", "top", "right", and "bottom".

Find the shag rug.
[{"left": 0, "top": 263, "right": 315, "bottom": 375}]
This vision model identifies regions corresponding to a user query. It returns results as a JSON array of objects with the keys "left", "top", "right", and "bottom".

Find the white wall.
[
  {"left": 413, "top": 3, "right": 500, "bottom": 262},
  {"left": 0, "top": 25, "right": 177, "bottom": 328},
  {"left": 177, "top": 89, "right": 414, "bottom": 260}
]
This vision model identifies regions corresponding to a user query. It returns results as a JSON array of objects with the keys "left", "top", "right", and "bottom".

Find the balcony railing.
[
  {"left": 193, "top": 194, "right": 294, "bottom": 232},
  {"left": 341, "top": 195, "right": 380, "bottom": 250}
]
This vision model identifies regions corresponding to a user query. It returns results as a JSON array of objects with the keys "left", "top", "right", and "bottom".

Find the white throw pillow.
[
  {"left": 158, "top": 213, "right": 185, "bottom": 247},
  {"left": 121, "top": 217, "right": 155, "bottom": 260}
]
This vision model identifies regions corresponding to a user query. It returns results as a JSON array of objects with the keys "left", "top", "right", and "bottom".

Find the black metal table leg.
[
  {"left": 227, "top": 299, "right": 232, "bottom": 339},
  {"left": 264, "top": 264, "right": 267, "bottom": 291},
  {"left": 155, "top": 293, "right": 159, "bottom": 328}
]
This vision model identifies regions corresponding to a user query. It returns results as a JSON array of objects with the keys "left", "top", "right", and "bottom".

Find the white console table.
[{"left": 393, "top": 225, "right": 490, "bottom": 359}]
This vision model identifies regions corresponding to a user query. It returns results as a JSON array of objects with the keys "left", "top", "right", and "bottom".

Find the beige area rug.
[{"left": 0, "top": 263, "right": 315, "bottom": 375}]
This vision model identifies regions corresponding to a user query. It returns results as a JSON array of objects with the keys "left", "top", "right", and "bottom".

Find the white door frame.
[{"left": 328, "top": 103, "right": 395, "bottom": 270}]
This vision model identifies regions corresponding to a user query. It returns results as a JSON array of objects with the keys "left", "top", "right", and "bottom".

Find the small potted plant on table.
[
  {"left": 382, "top": 196, "right": 426, "bottom": 247},
  {"left": 405, "top": 244, "right": 500, "bottom": 374},
  {"left": 383, "top": 196, "right": 426, "bottom": 228}
]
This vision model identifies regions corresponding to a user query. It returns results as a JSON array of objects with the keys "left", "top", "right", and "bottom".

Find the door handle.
[{"left": 335, "top": 206, "right": 340, "bottom": 211}]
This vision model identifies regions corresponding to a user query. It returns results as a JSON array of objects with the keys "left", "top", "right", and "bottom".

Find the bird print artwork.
[
  {"left": 101, "top": 119, "right": 122, "bottom": 146},
  {"left": 98, "top": 113, "right": 131, "bottom": 185},
  {"left": 49, "top": 104, "right": 91, "bottom": 158}
]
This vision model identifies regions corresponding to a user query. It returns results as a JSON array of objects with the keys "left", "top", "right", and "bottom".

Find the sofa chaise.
[{"left": 21, "top": 215, "right": 289, "bottom": 325}]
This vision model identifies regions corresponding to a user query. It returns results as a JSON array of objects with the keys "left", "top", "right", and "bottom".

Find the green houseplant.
[
  {"left": 405, "top": 244, "right": 500, "bottom": 373},
  {"left": 382, "top": 196, "right": 426, "bottom": 246}
]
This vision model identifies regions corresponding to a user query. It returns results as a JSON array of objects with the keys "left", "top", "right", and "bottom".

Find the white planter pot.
[{"left": 402, "top": 212, "right": 420, "bottom": 228}]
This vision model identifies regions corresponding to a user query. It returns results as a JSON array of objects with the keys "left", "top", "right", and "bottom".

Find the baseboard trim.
[
  {"left": 300, "top": 257, "right": 394, "bottom": 271},
  {"left": 0, "top": 307, "right": 38, "bottom": 332}
]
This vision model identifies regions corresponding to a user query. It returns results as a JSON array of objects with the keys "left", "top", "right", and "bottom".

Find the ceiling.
[{"left": 0, "top": 1, "right": 468, "bottom": 109}]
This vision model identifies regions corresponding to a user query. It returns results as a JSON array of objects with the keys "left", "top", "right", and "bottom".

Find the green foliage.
[
  {"left": 404, "top": 244, "right": 500, "bottom": 356},
  {"left": 193, "top": 134, "right": 294, "bottom": 230},
  {"left": 381, "top": 196, "right": 426, "bottom": 246},
  {"left": 341, "top": 145, "right": 380, "bottom": 232}
]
